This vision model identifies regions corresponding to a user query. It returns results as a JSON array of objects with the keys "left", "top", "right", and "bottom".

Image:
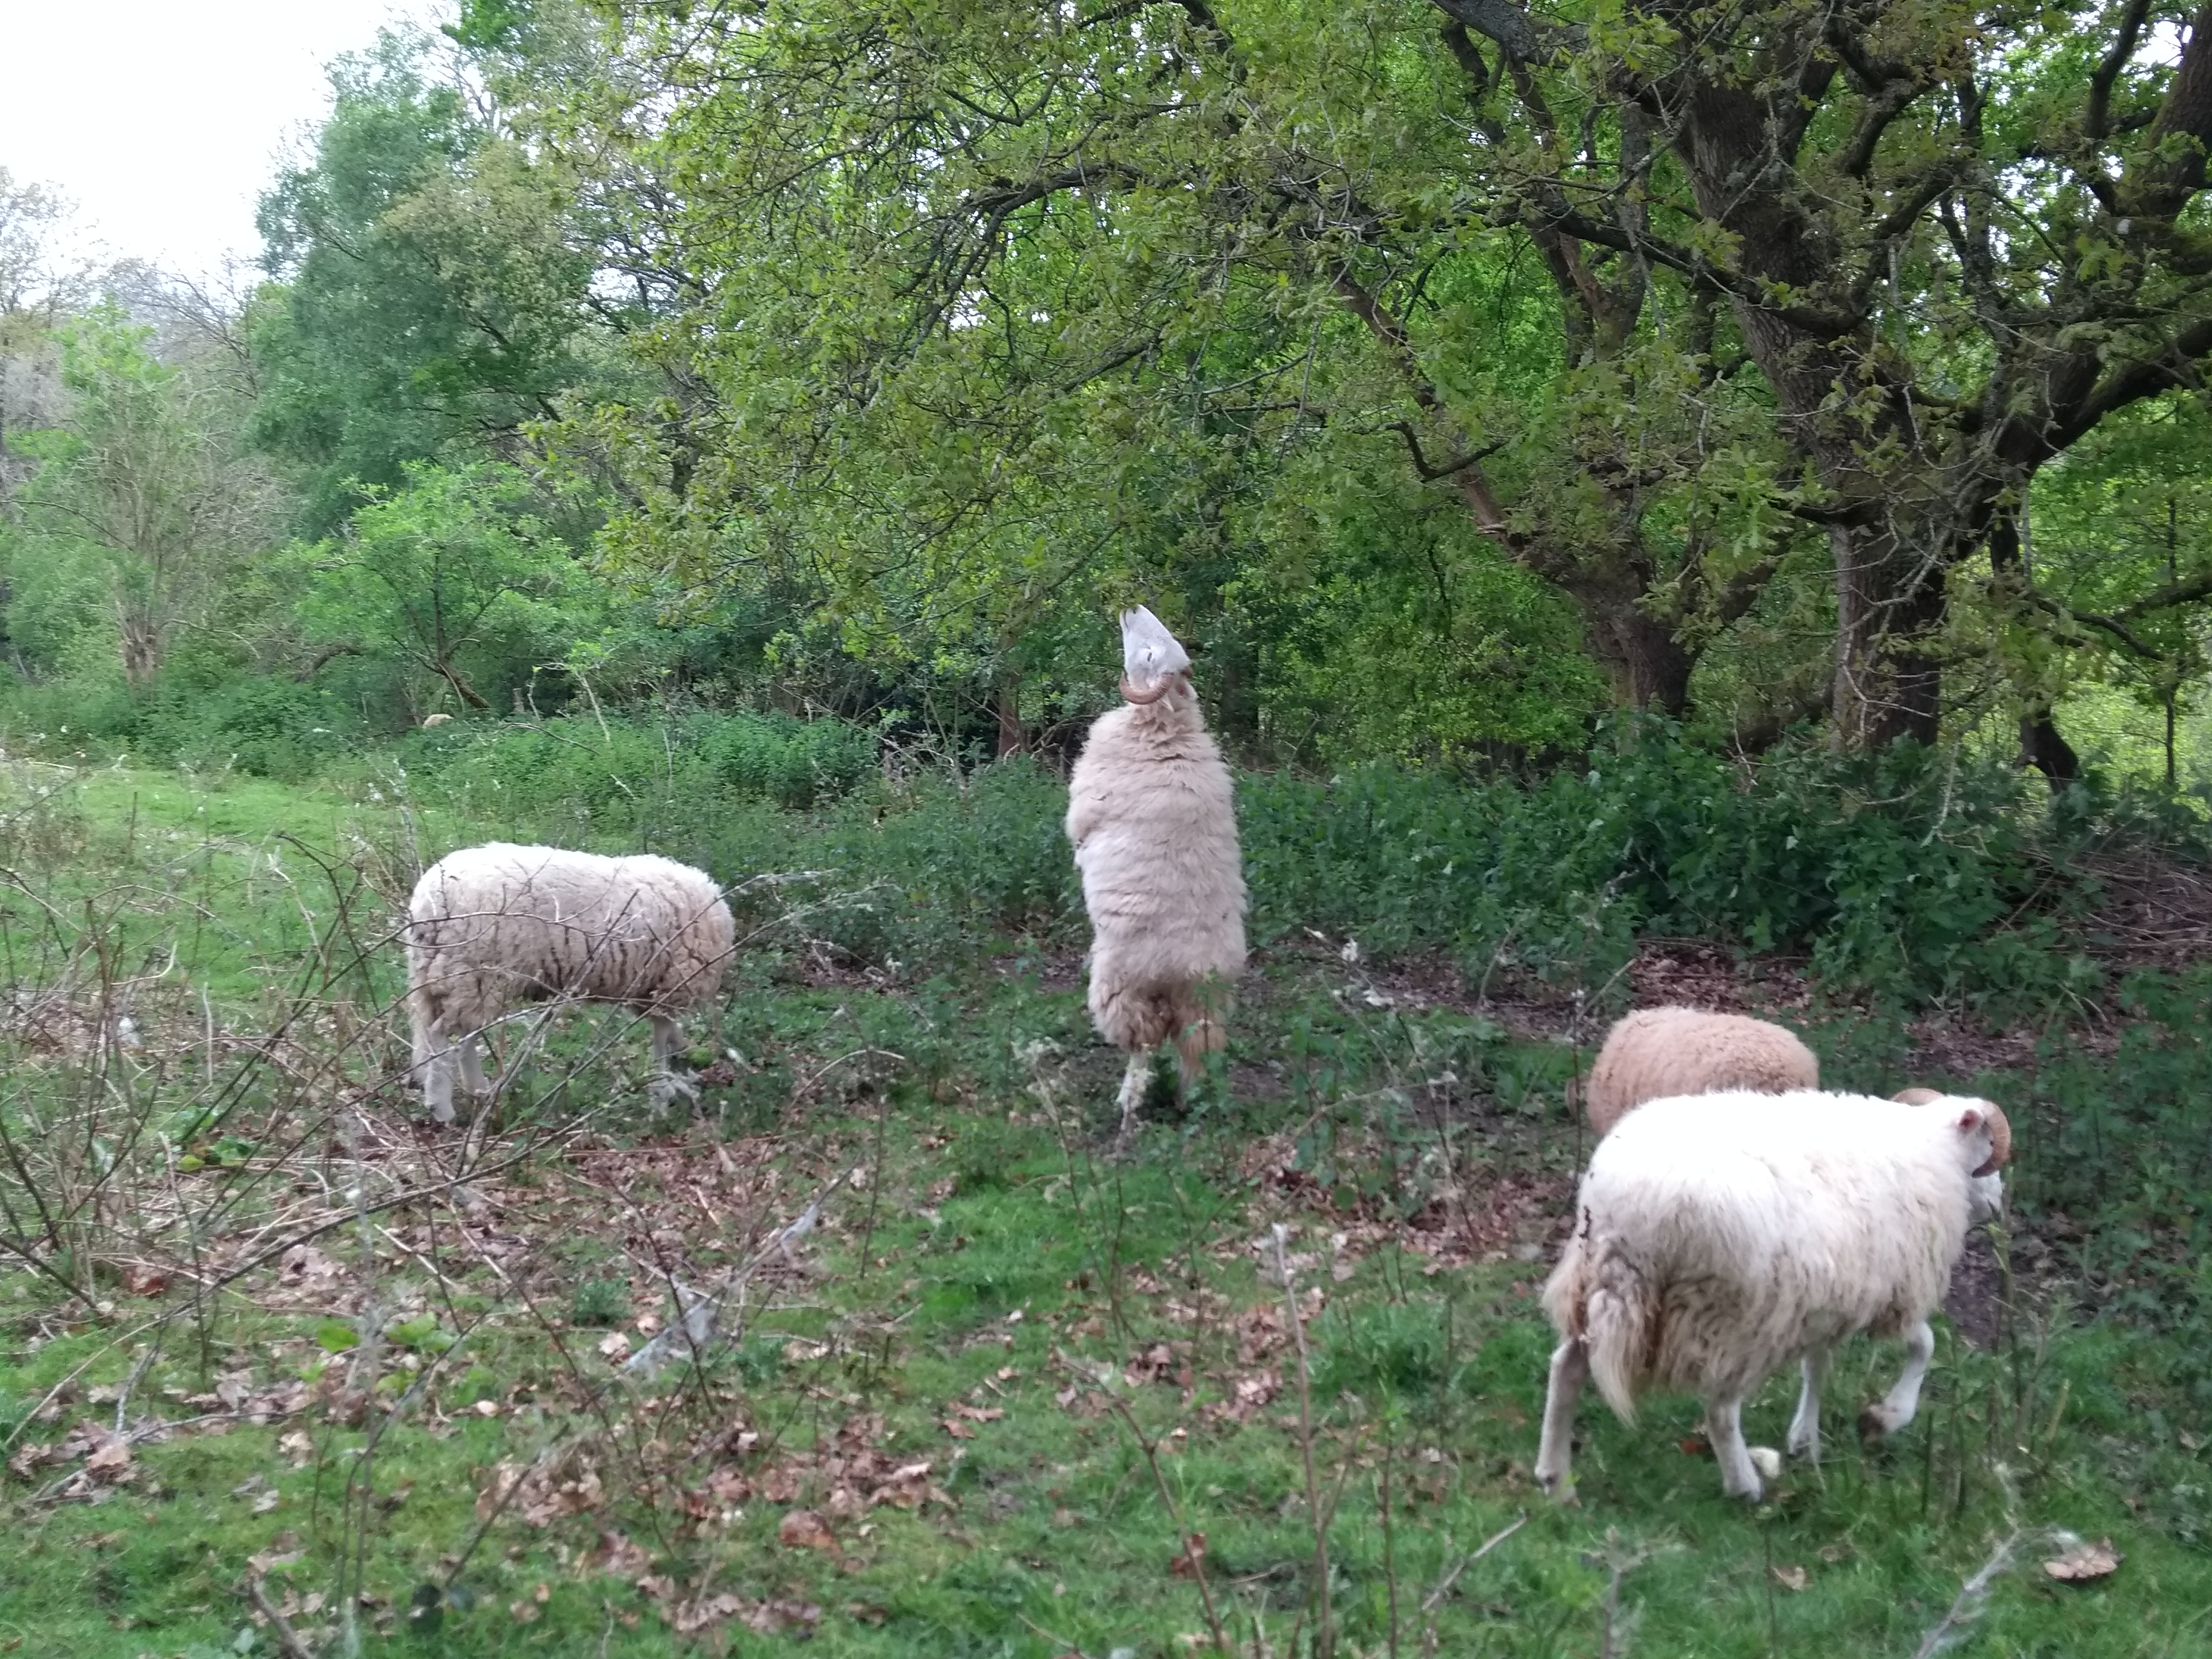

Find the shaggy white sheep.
[
  {"left": 405, "top": 843, "right": 736, "bottom": 1122},
  {"left": 1065, "top": 607, "right": 1246, "bottom": 1143},
  {"left": 1582, "top": 1006, "right": 1819, "bottom": 1137},
  {"left": 1534, "top": 1087, "right": 2013, "bottom": 1502}
]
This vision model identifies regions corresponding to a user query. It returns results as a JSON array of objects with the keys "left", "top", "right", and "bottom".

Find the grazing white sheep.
[
  {"left": 405, "top": 843, "right": 735, "bottom": 1123},
  {"left": 1582, "top": 1006, "right": 1819, "bottom": 1137},
  {"left": 1065, "top": 607, "right": 1246, "bottom": 1143},
  {"left": 1534, "top": 1087, "right": 2013, "bottom": 1502}
]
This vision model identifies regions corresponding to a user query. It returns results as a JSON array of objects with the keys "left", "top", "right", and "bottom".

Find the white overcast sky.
[{"left": 0, "top": 0, "right": 450, "bottom": 283}]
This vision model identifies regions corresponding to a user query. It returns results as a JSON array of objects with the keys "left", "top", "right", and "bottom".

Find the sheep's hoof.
[
  {"left": 1856, "top": 1405, "right": 1895, "bottom": 1443},
  {"left": 1534, "top": 1468, "right": 1577, "bottom": 1506},
  {"left": 648, "top": 1071, "right": 700, "bottom": 1110}
]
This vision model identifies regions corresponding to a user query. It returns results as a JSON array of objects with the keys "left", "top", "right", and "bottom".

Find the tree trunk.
[
  {"left": 435, "top": 660, "right": 491, "bottom": 710},
  {"left": 118, "top": 613, "right": 161, "bottom": 689},
  {"left": 1828, "top": 521, "right": 1946, "bottom": 749},
  {"left": 1570, "top": 579, "right": 1695, "bottom": 714},
  {"left": 1985, "top": 507, "right": 2081, "bottom": 783},
  {"left": 2018, "top": 712, "right": 2082, "bottom": 783},
  {"left": 994, "top": 677, "right": 1024, "bottom": 757}
]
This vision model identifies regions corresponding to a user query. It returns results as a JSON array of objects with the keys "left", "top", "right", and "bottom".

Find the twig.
[
  {"left": 112, "top": 1343, "right": 158, "bottom": 1434},
  {"left": 1017, "top": 1612, "right": 1094, "bottom": 1656},
  {"left": 1910, "top": 1527, "right": 2029, "bottom": 1658},
  {"left": 1421, "top": 1512, "right": 1528, "bottom": 1612},
  {"left": 246, "top": 1573, "right": 316, "bottom": 1659},
  {"left": 1058, "top": 1351, "right": 1230, "bottom": 1654},
  {"left": 622, "top": 1167, "right": 857, "bottom": 1379},
  {"left": 1381, "top": 1428, "right": 1400, "bottom": 1659},
  {"left": 1272, "top": 1224, "right": 1333, "bottom": 1659}
]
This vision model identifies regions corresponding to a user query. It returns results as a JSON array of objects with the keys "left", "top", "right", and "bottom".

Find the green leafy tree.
[
  {"left": 291, "top": 460, "right": 593, "bottom": 711},
  {"left": 251, "top": 29, "right": 594, "bottom": 534},
  {"left": 517, "top": 0, "right": 2212, "bottom": 754},
  {"left": 4, "top": 308, "right": 275, "bottom": 686}
]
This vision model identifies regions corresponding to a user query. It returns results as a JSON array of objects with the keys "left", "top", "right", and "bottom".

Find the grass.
[{"left": 0, "top": 757, "right": 2203, "bottom": 1657}]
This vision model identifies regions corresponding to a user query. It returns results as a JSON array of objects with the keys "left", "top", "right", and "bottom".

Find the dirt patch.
[
  {"left": 990, "top": 944, "right": 1085, "bottom": 993},
  {"left": 1942, "top": 1229, "right": 2004, "bottom": 1348}
]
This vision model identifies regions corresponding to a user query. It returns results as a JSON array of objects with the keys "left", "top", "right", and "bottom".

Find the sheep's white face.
[
  {"left": 1968, "top": 1170, "right": 2005, "bottom": 1224},
  {"left": 1120, "top": 605, "right": 1192, "bottom": 701}
]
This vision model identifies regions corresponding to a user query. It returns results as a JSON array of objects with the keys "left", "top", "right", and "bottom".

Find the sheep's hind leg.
[
  {"left": 1707, "top": 1395, "right": 1769, "bottom": 1501},
  {"left": 648, "top": 1016, "right": 699, "bottom": 1110},
  {"left": 1788, "top": 1348, "right": 1831, "bottom": 1463},
  {"left": 1859, "top": 1318, "right": 1935, "bottom": 1440},
  {"left": 1534, "top": 1337, "right": 1589, "bottom": 1503},
  {"left": 1113, "top": 1049, "right": 1152, "bottom": 1149}
]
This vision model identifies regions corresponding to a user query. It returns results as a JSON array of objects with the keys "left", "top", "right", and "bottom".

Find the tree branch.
[
  {"left": 1427, "top": 0, "right": 1564, "bottom": 64},
  {"left": 2086, "top": 0, "right": 2155, "bottom": 141}
]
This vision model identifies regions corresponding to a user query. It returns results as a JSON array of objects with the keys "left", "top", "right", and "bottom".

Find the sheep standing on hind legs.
[
  {"left": 1534, "top": 1088, "right": 2012, "bottom": 1503},
  {"left": 1065, "top": 607, "right": 1246, "bottom": 1146},
  {"left": 405, "top": 843, "right": 736, "bottom": 1124}
]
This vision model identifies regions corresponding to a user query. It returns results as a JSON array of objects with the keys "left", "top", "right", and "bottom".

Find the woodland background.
[{"left": 7, "top": 0, "right": 2212, "bottom": 785}]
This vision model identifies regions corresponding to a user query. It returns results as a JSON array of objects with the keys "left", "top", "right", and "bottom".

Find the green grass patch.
[{"left": 0, "top": 761, "right": 2203, "bottom": 1656}]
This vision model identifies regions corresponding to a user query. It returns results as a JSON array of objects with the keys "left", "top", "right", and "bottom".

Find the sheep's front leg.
[
  {"left": 457, "top": 1033, "right": 492, "bottom": 1096},
  {"left": 1707, "top": 1395, "right": 1765, "bottom": 1501},
  {"left": 646, "top": 1016, "right": 699, "bottom": 1109},
  {"left": 1534, "top": 1337, "right": 1589, "bottom": 1502},
  {"left": 1113, "top": 1049, "right": 1152, "bottom": 1147},
  {"left": 414, "top": 1030, "right": 457, "bottom": 1126},
  {"left": 1859, "top": 1318, "right": 1935, "bottom": 1440},
  {"left": 1788, "top": 1348, "right": 1831, "bottom": 1463}
]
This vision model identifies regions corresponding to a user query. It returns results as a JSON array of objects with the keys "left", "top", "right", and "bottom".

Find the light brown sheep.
[
  {"left": 1065, "top": 607, "right": 1246, "bottom": 1144},
  {"left": 1582, "top": 1006, "right": 1819, "bottom": 1138}
]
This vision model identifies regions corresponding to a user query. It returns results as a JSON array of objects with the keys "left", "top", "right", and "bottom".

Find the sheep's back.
[
  {"left": 1585, "top": 1008, "right": 1818, "bottom": 1136},
  {"left": 407, "top": 844, "right": 732, "bottom": 1024},
  {"left": 1068, "top": 708, "right": 1245, "bottom": 984}
]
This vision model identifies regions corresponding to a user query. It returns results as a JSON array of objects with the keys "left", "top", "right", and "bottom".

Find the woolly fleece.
[
  {"left": 1584, "top": 1006, "right": 1819, "bottom": 1136},
  {"left": 406, "top": 843, "right": 735, "bottom": 1116}
]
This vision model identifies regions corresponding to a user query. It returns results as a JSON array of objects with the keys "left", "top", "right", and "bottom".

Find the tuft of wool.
[{"left": 1534, "top": 1087, "right": 2010, "bottom": 1502}]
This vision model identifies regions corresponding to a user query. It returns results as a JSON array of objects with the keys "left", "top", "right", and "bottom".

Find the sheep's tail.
[{"left": 1544, "top": 1215, "right": 1651, "bottom": 1427}]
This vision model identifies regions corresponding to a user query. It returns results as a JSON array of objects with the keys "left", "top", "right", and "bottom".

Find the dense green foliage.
[{"left": 11, "top": 1, "right": 2212, "bottom": 776}]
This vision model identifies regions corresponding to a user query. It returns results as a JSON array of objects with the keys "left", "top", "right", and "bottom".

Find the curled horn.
[
  {"left": 1970, "top": 1101, "right": 2012, "bottom": 1178},
  {"left": 1119, "top": 674, "right": 1172, "bottom": 705},
  {"left": 1891, "top": 1086, "right": 1943, "bottom": 1105}
]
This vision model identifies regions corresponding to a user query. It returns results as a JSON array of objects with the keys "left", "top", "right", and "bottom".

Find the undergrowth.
[{"left": 0, "top": 757, "right": 2202, "bottom": 1656}]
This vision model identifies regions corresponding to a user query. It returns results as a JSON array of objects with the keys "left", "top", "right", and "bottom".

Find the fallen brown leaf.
[
  {"left": 2043, "top": 1538, "right": 2122, "bottom": 1584},
  {"left": 778, "top": 1508, "right": 839, "bottom": 1553},
  {"left": 83, "top": 1438, "right": 133, "bottom": 1481},
  {"left": 1169, "top": 1532, "right": 1209, "bottom": 1580},
  {"left": 1771, "top": 1565, "right": 1808, "bottom": 1593}
]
